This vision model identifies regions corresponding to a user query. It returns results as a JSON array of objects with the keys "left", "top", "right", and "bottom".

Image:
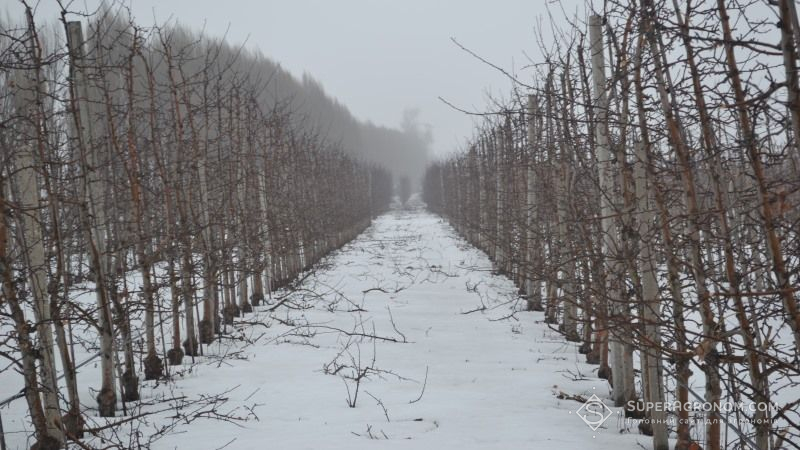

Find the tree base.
[
  {"left": 222, "top": 304, "right": 240, "bottom": 325},
  {"left": 143, "top": 353, "right": 163, "bottom": 380},
  {"left": 625, "top": 401, "right": 646, "bottom": 419},
  {"left": 251, "top": 293, "right": 264, "bottom": 307},
  {"left": 199, "top": 319, "right": 215, "bottom": 344},
  {"left": 121, "top": 369, "right": 140, "bottom": 401},
  {"left": 240, "top": 302, "right": 253, "bottom": 314},
  {"left": 167, "top": 347, "right": 184, "bottom": 366},
  {"left": 30, "top": 435, "right": 61, "bottom": 450},
  {"left": 62, "top": 409, "right": 85, "bottom": 439},
  {"left": 527, "top": 303, "right": 544, "bottom": 312},
  {"left": 96, "top": 387, "right": 116, "bottom": 417},
  {"left": 597, "top": 365, "right": 612, "bottom": 384},
  {"left": 183, "top": 336, "right": 200, "bottom": 357}
]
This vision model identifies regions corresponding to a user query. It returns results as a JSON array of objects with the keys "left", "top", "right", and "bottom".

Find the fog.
[{"left": 30, "top": 0, "right": 594, "bottom": 182}]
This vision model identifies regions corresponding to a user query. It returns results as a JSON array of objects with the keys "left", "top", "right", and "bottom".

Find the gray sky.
[{"left": 36, "top": 0, "right": 588, "bottom": 157}]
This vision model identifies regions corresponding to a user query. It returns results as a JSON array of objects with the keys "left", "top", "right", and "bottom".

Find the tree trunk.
[
  {"left": 589, "top": 13, "right": 617, "bottom": 393},
  {"left": 1, "top": 184, "right": 57, "bottom": 449},
  {"left": 525, "top": 96, "right": 544, "bottom": 311},
  {"left": 65, "top": 20, "right": 116, "bottom": 418}
]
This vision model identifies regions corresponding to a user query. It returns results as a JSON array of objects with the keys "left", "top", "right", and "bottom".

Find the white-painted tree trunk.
[
  {"left": 590, "top": 15, "right": 625, "bottom": 403},
  {"left": 525, "top": 96, "right": 543, "bottom": 311},
  {"left": 494, "top": 132, "right": 505, "bottom": 273},
  {"left": 66, "top": 20, "right": 117, "bottom": 417},
  {"left": 11, "top": 62, "right": 64, "bottom": 443}
]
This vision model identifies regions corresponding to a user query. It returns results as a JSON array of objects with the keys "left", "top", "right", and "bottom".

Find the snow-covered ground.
[
  {"left": 148, "top": 202, "right": 650, "bottom": 449},
  {"left": 2, "top": 201, "right": 651, "bottom": 449}
]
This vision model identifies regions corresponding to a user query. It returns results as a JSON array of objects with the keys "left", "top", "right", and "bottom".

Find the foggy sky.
[{"left": 33, "top": 0, "right": 592, "bottom": 160}]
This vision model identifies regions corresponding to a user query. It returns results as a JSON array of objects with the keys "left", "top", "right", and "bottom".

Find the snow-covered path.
[{"left": 151, "top": 205, "right": 646, "bottom": 449}]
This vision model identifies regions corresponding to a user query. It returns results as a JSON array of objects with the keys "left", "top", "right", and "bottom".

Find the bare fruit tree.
[{"left": 425, "top": 3, "right": 800, "bottom": 449}]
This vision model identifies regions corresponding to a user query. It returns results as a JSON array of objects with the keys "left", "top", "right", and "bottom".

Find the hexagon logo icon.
[{"left": 575, "top": 394, "right": 613, "bottom": 431}]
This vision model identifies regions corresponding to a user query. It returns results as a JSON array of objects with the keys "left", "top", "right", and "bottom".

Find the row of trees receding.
[
  {"left": 424, "top": 2, "right": 799, "bottom": 450},
  {"left": 1, "top": 3, "right": 393, "bottom": 449}
]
